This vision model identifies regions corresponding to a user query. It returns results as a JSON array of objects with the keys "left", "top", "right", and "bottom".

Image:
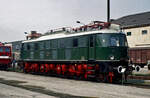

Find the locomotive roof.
[{"left": 23, "top": 29, "right": 121, "bottom": 43}]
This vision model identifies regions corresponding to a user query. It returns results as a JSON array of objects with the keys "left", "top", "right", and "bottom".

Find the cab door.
[{"left": 88, "top": 35, "right": 95, "bottom": 60}]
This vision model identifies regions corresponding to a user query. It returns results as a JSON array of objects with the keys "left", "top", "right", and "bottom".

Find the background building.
[
  {"left": 113, "top": 11, "right": 150, "bottom": 48},
  {"left": 6, "top": 41, "right": 23, "bottom": 61}
]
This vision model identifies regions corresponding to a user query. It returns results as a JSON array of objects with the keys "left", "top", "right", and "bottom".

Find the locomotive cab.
[
  {"left": 96, "top": 33, "right": 128, "bottom": 61},
  {"left": 93, "top": 32, "right": 130, "bottom": 81},
  {"left": 0, "top": 45, "right": 12, "bottom": 70}
]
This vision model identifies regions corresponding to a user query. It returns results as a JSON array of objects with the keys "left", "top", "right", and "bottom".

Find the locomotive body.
[
  {"left": 0, "top": 44, "right": 12, "bottom": 70},
  {"left": 20, "top": 22, "right": 131, "bottom": 83}
]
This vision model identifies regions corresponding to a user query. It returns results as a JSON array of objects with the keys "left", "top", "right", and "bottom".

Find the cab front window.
[
  {"left": 0, "top": 47, "right": 3, "bottom": 52},
  {"left": 5, "top": 47, "right": 10, "bottom": 52},
  {"left": 110, "top": 37, "right": 119, "bottom": 46},
  {"left": 97, "top": 33, "right": 128, "bottom": 47}
]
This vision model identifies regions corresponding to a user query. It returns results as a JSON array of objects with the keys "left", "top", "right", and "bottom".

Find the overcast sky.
[{"left": 0, "top": 0, "right": 150, "bottom": 42}]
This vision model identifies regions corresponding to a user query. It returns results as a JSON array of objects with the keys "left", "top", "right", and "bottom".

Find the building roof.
[{"left": 112, "top": 11, "right": 150, "bottom": 29}]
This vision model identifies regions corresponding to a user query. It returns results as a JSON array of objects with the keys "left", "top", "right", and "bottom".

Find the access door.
[{"left": 88, "top": 35, "right": 95, "bottom": 60}]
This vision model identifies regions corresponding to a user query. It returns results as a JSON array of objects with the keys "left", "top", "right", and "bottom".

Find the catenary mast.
[{"left": 107, "top": 0, "right": 110, "bottom": 22}]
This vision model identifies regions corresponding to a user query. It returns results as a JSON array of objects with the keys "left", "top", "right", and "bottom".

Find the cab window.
[
  {"left": 39, "top": 42, "right": 44, "bottom": 50},
  {"left": 0, "top": 47, "right": 3, "bottom": 52},
  {"left": 90, "top": 36, "right": 94, "bottom": 47},
  {"left": 5, "top": 47, "right": 10, "bottom": 52},
  {"left": 79, "top": 36, "right": 88, "bottom": 47},
  {"left": 73, "top": 38, "right": 78, "bottom": 47}
]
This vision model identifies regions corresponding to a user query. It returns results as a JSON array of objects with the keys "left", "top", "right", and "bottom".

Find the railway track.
[
  {"left": 4, "top": 67, "right": 150, "bottom": 89},
  {"left": 128, "top": 75, "right": 150, "bottom": 80},
  {"left": 1, "top": 69, "right": 150, "bottom": 92},
  {"left": 123, "top": 75, "right": 150, "bottom": 89}
]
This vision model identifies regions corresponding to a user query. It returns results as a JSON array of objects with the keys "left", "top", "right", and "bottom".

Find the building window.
[
  {"left": 127, "top": 32, "right": 131, "bottom": 36},
  {"left": 142, "top": 30, "right": 148, "bottom": 35}
]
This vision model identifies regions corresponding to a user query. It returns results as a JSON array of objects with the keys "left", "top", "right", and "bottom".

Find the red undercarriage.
[
  {"left": 24, "top": 62, "right": 115, "bottom": 83},
  {"left": 0, "top": 59, "right": 11, "bottom": 69},
  {"left": 0, "top": 59, "right": 11, "bottom": 64}
]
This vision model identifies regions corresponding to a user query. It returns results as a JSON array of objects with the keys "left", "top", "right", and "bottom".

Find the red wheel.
[
  {"left": 83, "top": 64, "right": 87, "bottom": 70},
  {"left": 34, "top": 64, "right": 39, "bottom": 72},
  {"left": 84, "top": 73, "right": 88, "bottom": 79},
  {"left": 24, "top": 63, "right": 28, "bottom": 70},
  {"left": 49, "top": 64, "right": 54, "bottom": 71},
  {"left": 61, "top": 64, "right": 67, "bottom": 75},
  {"left": 30, "top": 64, "right": 34, "bottom": 72},
  {"left": 40, "top": 64, "right": 45, "bottom": 73},
  {"left": 24, "top": 63, "right": 30, "bottom": 73},
  {"left": 45, "top": 64, "right": 49, "bottom": 73},
  {"left": 31, "top": 64, "right": 38, "bottom": 72},
  {"left": 108, "top": 72, "right": 114, "bottom": 83},
  {"left": 83, "top": 64, "right": 95, "bottom": 79},
  {"left": 56, "top": 64, "right": 61, "bottom": 75},
  {"left": 87, "top": 65, "right": 94, "bottom": 70},
  {"left": 68, "top": 65, "right": 76, "bottom": 76},
  {"left": 76, "top": 64, "right": 82, "bottom": 76}
]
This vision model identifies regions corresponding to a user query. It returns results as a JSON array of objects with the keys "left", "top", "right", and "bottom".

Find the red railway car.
[
  {"left": 128, "top": 47, "right": 150, "bottom": 70},
  {"left": 0, "top": 43, "right": 12, "bottom": 70}
]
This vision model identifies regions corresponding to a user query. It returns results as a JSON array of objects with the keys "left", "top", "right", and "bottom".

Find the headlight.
[{"left": 110, "top": 55, "right": 114, "bottom": 60}]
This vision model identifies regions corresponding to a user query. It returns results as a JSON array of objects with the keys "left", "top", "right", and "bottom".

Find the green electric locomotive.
[{"left": 20, "top": 22, "right": 131, "bottom": 83}]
